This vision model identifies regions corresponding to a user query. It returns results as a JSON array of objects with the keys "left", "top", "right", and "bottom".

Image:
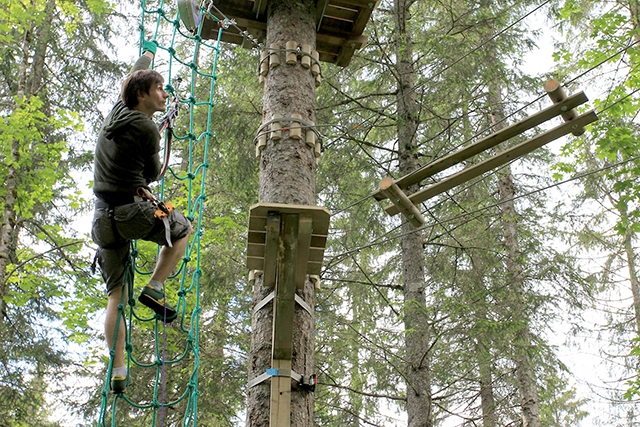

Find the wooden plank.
[
  {"left": 247, "top": 243, "right": 266, "bottom": 258},
  {"left": 249, "top": 203, "right": 331, "bottom": 233},
  {"left": 320, "top": 16, "right": 356, "bottom": 34},
  {"left": 247, "top": 254, "right": 329, "bottom": 274},
  {"left": 295, "top": 215, "right": 313, "bottom": 289},
  {"left": 316, "top": 32, "right": 367, "bottom": 49},
  {"left": 247, "top": 256, "right": 265, "bottom": 271},
  {"left": 250, "top": 216, "right": 330, "bottom": 240},
  {"left": 248, "top": 231, "right": 327, "bottom": 252},
  {"left": 272, "top": 213, "right": 298, "bottom": 360},
  {"left": 263, "top": 213, "right": 280, "bottom": 287},
  {"left": 330, "top": 0, "right": 379, "bottom": 8},
  {"left": 270, "top": 359, "right": 291, "bottom": 427},
  {"left": 307, "top": 260, "right": 324, "bottom": 276},
  {"left": 384, "top": 110, "right": 599, "bottom": 216},
  {"left": 372, "top": 91, "right": 590, "bottom": 201},
  {"left": 350, "top": 1, "right": 377, "bottom": 34},
  {"left": 324, "top": 4, "right": 359, "bottom": 22}
]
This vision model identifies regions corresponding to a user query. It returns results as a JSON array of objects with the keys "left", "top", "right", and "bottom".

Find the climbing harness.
[{"left": 136, "top": 186, "right": 175, "bottom": 247}]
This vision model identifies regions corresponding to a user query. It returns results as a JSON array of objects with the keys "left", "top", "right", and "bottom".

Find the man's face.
[{"left": 138, "top": 80, "right": 169, "bottom": 116}]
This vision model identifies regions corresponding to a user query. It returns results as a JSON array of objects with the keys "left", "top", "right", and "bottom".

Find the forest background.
[{"left": 1, "top": 0, "right": 640, "bottom": 426}]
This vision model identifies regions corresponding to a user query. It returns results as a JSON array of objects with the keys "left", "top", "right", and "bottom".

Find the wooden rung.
[
  {"left": 544, "top": 79, "right": 583, "bottom": 136},
  {"left": 371, "top": 91, "right": 589, "bottom": 201},
  {"left": 384, "top": 110, "right": 599, "bottom": 216},
  {"left": 379, "top": 177, "right": 425, "bottom": 227}
]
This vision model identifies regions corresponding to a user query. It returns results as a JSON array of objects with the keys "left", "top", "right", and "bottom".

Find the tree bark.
[
  {"left": 618, "top": 209, "right": 640, "bottom": 333},
  {"left": 246, "top": 1, "right": 317, "bottom": 426},
  {"left": 488, "top": 83, "right": 541, "bottom": 427},
  {"left": 393, "top": 1, "right": 433, "bottom": 426},
  {"left": 0, "top": 0, "right": 55, "bottom": 327}
]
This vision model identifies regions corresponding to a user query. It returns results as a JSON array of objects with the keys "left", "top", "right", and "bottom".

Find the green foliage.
[{"left": 539, "top": 371, "right": 589, "bottom": 426}]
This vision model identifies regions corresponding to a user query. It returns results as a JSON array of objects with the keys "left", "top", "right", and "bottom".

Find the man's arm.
[{"left": 130, "top": 40, "right": 157, "bottom": 73}]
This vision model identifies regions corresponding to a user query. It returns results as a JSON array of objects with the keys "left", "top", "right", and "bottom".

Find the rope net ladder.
[{"left": 97, "top": 1, "right": 225, "bottom": 425}]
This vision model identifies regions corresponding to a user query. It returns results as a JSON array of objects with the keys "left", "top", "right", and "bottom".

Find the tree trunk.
[
  {"left": 246, "top": 1, "right": 317, "bottom": 426},
  {"left": 476, "top": 337, "right": 497, "bottom": 427},
  {"left": 619, "top": 209, "right": 640, "bottom": 333},
  {"left": 489, "top": 83, "right": 541, "bottom": 427},
  {"left": 0, "top": 0, "right": 55, "bottom": 327},
  {"left": 393, "top": 1, "right": 433, "bottom": 426}
]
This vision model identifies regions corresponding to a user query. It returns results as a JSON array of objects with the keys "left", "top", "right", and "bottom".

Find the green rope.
[{"left": 97, "top": 2, "right": 223, "bottom": 425}]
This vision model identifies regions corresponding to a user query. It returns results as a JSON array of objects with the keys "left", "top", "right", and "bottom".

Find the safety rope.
[{"left": 97, "top": 1, "right": 224, "bottom": 425}]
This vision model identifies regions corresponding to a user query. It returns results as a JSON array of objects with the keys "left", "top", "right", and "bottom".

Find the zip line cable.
[{"left": 97, "top": 1, "right": 224, "bottom": 425}]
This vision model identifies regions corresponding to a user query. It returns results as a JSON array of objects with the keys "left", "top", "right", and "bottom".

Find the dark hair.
[{"left": 121, "top": 69, "right": 164, "bottom": 109}]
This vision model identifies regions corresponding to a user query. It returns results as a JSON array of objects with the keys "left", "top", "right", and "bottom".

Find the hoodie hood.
[{"left": 103, "top": 102, "right": 149, "bottom": 140}]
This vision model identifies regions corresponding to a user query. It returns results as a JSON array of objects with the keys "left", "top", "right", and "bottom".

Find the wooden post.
[
  {"left": 544, "top": 79, "right": 585, "bottom": 136},
  {"left": 379, "top": 176, "right": 425, "bottom": 226},
  {"left": 270, "top": 359, "right": 292, "bottom": 427},
  {"left": 246, "top": 203, "right": 330, "bottom": 427}
]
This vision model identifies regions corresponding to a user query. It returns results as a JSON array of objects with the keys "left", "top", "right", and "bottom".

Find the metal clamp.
[{"left": 247, "top": 368, "right": 316, "bottom": 392}]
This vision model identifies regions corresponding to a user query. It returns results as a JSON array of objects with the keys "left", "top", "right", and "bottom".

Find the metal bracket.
[
  {"left": 254, "top": 291, "right": 313, "bottom": 318},
  {"left": 295, "top": 294, "right": 313, "bottom": 317},
  {"left": 253, "top": 291, "right": 275, "bottom": 315},
  {"left": 247, "top": 367, "right": 316, "bottom": 392}
]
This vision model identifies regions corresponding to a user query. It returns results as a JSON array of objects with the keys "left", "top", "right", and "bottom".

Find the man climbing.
[{"left": 90, "top": 40, "right": 192, "bottom": 394}]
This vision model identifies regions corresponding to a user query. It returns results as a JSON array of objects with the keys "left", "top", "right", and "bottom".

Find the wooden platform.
[
  {"left": 247, "top": 203, "right": 331, "bottom": 288},
  {"left": 202, "top": 0, "right": 378, "bottom": 66}
]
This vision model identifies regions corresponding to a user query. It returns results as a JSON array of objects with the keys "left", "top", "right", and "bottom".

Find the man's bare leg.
[
  {"left": 150, "top": 233, "right": 190, "bottom": 283},
  {"left": 105, "top": 285, "right": 127, "bottom": 367}
]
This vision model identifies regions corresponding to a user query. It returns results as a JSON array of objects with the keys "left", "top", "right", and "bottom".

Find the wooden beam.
[
  {"left": 384, "top": 110, "right": 599, "bottom": 216},
  {"left": 379, "top": 177, "right": 425, "bottom": 226},
  {"left": 270, "top": 359, "right": 292, "bottom": 427},
  {"left": 263, "top": 213, "right": 280, "bottom": 287},
  {"left": 272, "top": 213, "right": 298, "bottom": 360},
  {"left": 295, "top": 215, "right": 313, "bottom": 289},
  {"left": 316, "top": 0, "right": 331, "bottom": 31},
  {"left": 372, "top": 91, "right": 590, "bottom": 201},
  {"left": 544, "top": 79, "right": 584, "bottom": 136}
]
